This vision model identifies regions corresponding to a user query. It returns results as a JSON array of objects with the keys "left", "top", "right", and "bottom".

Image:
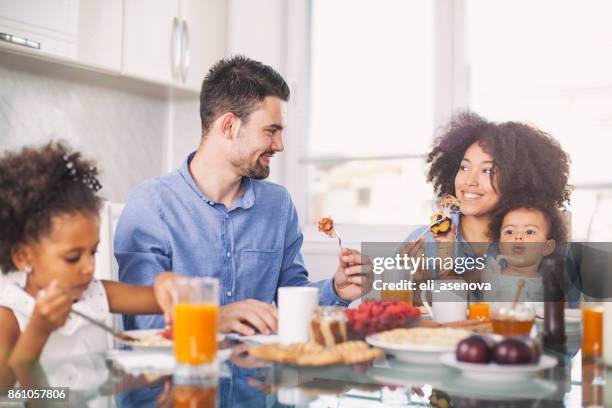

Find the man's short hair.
[{"left": 199, "top": 55, "right": 290, "bottom": 136}]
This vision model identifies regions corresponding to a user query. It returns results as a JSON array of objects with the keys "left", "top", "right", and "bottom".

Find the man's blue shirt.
[{"left": 114, "top": 153, "right": 348, "bottom": 330}]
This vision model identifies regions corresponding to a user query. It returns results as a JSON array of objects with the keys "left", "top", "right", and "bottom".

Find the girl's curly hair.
[
  {"left": 426, "top": 111, "right": 572, "bottom": 209},
  {"left": 488, "top": 197, "right": 568, "bottom": 243},
  {"left": 0, "top": 142, "right": 102, "bottom": 273}
]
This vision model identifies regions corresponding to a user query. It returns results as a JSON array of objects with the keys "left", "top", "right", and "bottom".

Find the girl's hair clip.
[
  {"left": 63, "top": 154, "right": 77, "bottom": 177},
  {"left": 82, "top": 168, "right": 102, "bottom": 192},
  {"left": 63, "top": 155, "right": 102, "bottom": 192}
]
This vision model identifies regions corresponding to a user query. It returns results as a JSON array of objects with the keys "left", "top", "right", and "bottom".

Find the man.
[{"left": 115, "top": 56, "right": 372, "bottom": 335}]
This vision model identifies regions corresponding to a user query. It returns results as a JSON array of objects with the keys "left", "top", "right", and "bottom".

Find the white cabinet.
[
  {"left": 123, "top": 0, "right": 226, "bottom": 91},
  {"left": 0, "top": 0, "right": 225, "bottom": 91},
  {"left": 0, "top": 0, "right": 122, "bottom": 71},
  {"left": 122, "top": 0, "right": 179, "bottom": 84},
  {"left": 77, "top": 0, "right": 123, "bottom": 70},
  {"left": 179, "top": 0, "right": 226, "bottom": 90}
]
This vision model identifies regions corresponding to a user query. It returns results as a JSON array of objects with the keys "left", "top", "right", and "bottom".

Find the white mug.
[
  {"left": 420, "top": 280, "right": 468, "bottom": 324},
  {"left": 278, "top": 287, "right": 319, "bottom": 344}
]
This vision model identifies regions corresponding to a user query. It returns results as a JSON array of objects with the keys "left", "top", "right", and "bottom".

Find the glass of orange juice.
[
  {"left": 173, "top": 382, "right": 217, "bottom": 408},
  {"left": 173, "top": 277, "right": 219, "bottom": 382},
  {"left": 582, "top": 303, "right": 604, "bottom": 357},
  {"left": 469, "top": 302, "right": 490, "bottom": 322},
  {"left": 380, "top": 289, "right": 412, "bottom": 306}
]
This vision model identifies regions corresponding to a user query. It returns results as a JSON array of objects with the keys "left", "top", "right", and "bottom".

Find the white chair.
[{"left": 95, "top": 201, "right": 125, "bottom": 341}]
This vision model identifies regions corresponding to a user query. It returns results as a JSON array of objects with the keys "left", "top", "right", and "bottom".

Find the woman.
[{"left": 403, "top": 112, "right": 571, "bottom": 281}]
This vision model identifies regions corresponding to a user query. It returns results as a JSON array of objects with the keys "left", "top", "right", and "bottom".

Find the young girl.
[
  {"left": 482, "top": 199, "right": 567, "bottom": 302},
  {"left": 0, "top": 142, "right": 173, "bottom": 387}
]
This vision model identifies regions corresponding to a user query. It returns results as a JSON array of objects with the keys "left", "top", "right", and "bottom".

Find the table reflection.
[{"left": 2, "top": 341, "right": 608, "bottom": 408}]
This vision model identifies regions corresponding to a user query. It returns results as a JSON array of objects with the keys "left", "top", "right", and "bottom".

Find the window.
[
  {"left": 306, "top": 0, "right": 435, "bottom": 226},
  {"left": 285, "top": 0, "right": 612, "bottom": 240},
  {"left": 465, "top": 0, "right": 612, "bottom": 240}
]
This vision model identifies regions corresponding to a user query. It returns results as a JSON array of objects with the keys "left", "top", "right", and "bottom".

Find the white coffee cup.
[
  {"left": 278, "top": 286, "right": 319, "bottom": 344},
  {"left": 420, "top": 280, "right": 468, "bottom": 324}
]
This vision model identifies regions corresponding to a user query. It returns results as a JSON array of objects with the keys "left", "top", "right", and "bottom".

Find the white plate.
[
  {"left": 439, "top": 375, "right": 557, "bottom": 401},
  {"left": 118, "top": 329, "right": 226, "bottom": 353},
  {"left": 366, "top": 336, "right": 457, "bottom": 365},
  {"left": 439, "top": 353, "right": 558, "bottom": 382}
]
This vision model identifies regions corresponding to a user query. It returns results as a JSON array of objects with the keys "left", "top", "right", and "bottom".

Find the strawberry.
[
  {"left": 161, "top": 326, "right": 173, "bottom": 340},
  {"left": 371, "top": 305, "right": 383, "bottom": 317}
]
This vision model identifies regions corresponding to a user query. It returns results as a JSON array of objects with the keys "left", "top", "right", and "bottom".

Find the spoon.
[{"left": 512, "top": 279, "right": 527, "bottom": 310}]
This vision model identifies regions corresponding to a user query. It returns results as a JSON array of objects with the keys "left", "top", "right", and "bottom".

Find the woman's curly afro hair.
[
  {"left": 0, "top": 142, "right": 102, "bottom": 273},
  {"left": 426, "top": 111, "right": 572, "bottom": 209}
]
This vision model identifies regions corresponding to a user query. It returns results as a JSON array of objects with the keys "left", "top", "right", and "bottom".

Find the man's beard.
[
  {"left": 242, "top": 159, "right": 270, "bottom": 180},
  {"left": 233, "top": 153, "right": 271, "bottom": 180}
]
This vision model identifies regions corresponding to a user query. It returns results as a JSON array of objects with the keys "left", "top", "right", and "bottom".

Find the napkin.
[
  {"left": 106, "top": 349, "right": 233, "bottom": 375},
  {"left": 107, "top": 350, "right": 175, "bottom": 374}
]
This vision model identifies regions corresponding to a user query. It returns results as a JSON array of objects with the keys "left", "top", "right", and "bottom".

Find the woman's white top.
[{"left": 0, "top": 271, "right": 111, "bottom": 391}]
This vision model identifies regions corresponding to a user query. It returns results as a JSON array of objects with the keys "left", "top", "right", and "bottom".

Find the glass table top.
[{"left": 1, "top": 337, "right": 610, "bottom": 407}]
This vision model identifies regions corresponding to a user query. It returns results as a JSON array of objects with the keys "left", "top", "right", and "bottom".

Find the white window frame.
[{"left": 283, "top": 0, "right": 470, "bottom": 243}]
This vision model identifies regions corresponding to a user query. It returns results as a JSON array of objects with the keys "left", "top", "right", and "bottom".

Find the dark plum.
[
  {"left": 522, "top": 338, "right": 541, "bottom": 363},
  {"left": 492, "top": 338, "right": 534, "bottom": 365},
  {"left": 456, "top": 335, "right": 493, "bottom": 364}
]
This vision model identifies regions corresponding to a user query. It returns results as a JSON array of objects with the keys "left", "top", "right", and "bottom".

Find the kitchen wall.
[
  {"left": 0, "top": 0, "right": 285, "bottom": 201},
  {"left": 0, "top": 53, "right": 171, "bottom": 202},
  {"left": 226, "top": 0, "right": 287, "bottom": 185}
]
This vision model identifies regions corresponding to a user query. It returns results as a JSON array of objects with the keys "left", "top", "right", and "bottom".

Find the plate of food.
[
  {"left": 118, "top": 328, "right": 226, "bottom": 353},
  {"left": 438, "top": 376, "right": 558, "bottom": 401},
  {"left": 440, "top": 335, "right": 557, "bottom": 382},
  {"left": 365, "top": 327, "right": 470, "bottom": 364},
  {"left": 440, "top": 353, "right": 557, "bottom": 382},
  {"left": 248, "top": 340, "right": 384, "bottom": 367}
]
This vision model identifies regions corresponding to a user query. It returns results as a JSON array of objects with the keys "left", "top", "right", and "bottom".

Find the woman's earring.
[{"left": 23, "top": 265, "right": 32, "bottom": 274}]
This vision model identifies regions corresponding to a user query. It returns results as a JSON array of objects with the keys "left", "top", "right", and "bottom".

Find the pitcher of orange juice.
[{"left": 173, "top": 277, "right": 219, "bottom": 382}]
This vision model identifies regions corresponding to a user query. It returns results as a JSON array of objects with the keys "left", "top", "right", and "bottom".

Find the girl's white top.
[{"left": 0, "top": 271, "right": 111, "bottom": 390}]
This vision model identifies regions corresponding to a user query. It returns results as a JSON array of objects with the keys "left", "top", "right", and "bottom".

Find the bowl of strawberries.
[{"left": 345, "top": 300, "right": 420, "bottom": 339}]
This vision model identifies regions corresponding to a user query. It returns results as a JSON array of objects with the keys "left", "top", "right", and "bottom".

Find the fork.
[
  {"left": 37, "top": 289, "right": 137, "bottom": 342},
  {"left": 414, "top": 217, "right": 448, "bottom": 241},
  {"left": 334, "top": 231, "right": 343, "bottom": 250},
  {"left": 415, "top": 206, "right": 461, "bottom": 241},
  {"left": 70, "top": 308, "right": 138, "bottom": 342}
]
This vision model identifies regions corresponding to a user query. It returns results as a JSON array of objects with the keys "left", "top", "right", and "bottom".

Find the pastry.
[
  {"left": 309, "top": 307, "right": 347, "bottom": 346},
  {"left": 339, "top": 347, "right": 384, "bottom": 364},
  {"left": 296, "top": 349, "right": 343, "bottom": 366},
  {"left": 429, "top": 194, "right": 460, "bottom": 234},
  {"left": 318, "top": 216, "right": 336, "bottom": 237},
  {"left": 248, "top": 340, "right": 382, "bottom": 366}
]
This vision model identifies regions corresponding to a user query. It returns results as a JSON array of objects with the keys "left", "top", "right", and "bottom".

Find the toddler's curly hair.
[{"left": 488, "top": 197, "right": 568, "bottom": 243}]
